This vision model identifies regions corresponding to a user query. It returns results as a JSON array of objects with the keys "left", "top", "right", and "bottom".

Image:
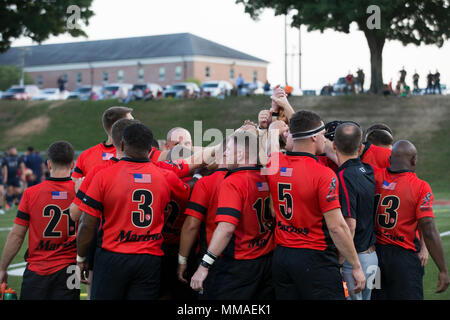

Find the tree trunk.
[{"left": 364, "top": 31, "right": 385, "bottom": 94}]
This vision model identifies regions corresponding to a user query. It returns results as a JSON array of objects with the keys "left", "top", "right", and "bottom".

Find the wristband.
[
  {"left": 271, "top": 112, "right": 280, "bottom": 117},
  {"left": 193, "top": 174, "right": 203, "bottom": 180},
  {"left": 178, "top": 254, "right": 188, "bottom": 265},
  {"left": 76, "top": 255, "right": 86, "bottom": 263},
  {"left": 200, "top": 260, "right": 211, "bottom": 269}
]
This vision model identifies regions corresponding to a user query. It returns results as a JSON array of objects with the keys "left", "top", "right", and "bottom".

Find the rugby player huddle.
[{"left": 0, "top": 85, "right": 448, "bottom": 300}]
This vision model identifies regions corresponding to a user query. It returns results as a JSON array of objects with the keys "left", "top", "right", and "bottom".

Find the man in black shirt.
[
  {"left": 2, "top": 146, "right": 25, "bottom": 209},
  {"left": 333, "top": 123, "right": 378, "bottom": 300}
]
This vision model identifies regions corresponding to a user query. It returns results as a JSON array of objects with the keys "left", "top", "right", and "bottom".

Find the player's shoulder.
[{"left": 79, "top": 143, "right": 103, "bottom": 157}]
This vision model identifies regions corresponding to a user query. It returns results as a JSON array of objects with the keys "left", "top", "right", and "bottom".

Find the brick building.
[{"left": 0, "top": 33, "right": 268, "bottom": 90}]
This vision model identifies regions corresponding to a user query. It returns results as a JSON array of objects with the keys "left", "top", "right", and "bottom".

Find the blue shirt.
[{"left": 24, "top": 153, "right": 43, "bottom": 177}]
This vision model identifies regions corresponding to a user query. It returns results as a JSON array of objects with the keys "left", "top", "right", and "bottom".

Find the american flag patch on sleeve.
[
  {"left": 102, "top": 152, "right": 114, "bottom": 160},
  {"left": 52, "top": 191, "right": 68, "bottom": 200},
  {"left": 257, "top": 182, "right": 269, "bottom": 192},
  {"left": 280, "top": 167, "right": 293, "bottom": 177},
  {"left": 134, "top": 173, "right": 151, "bottom": 183}
]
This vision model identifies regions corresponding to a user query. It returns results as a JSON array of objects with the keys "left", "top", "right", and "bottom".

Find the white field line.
[
  {"left": 0, "top": 227, "right": 12, "bottom": 232},
  {"left": 440, "top": 231, "right": 450, "bottom": 238}
]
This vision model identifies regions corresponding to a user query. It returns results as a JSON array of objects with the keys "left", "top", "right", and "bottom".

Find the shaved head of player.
[
  {"left": 372, "top": 140, "right": 449, "bottom": 299},
  {"left": 333, "top": 123, "right": 378, "bottom": 300},
  {"left": 389, "top": 140, "right": 417, "bottom": 171},
  {"left": 166, "top": 127, "right": 192, "bottom": 150}
]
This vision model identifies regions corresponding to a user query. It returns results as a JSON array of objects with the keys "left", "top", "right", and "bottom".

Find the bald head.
[
  {"left": 334, "top": 122, "right": 362, "bottom": 156},
  {"left": 390, "top": 140, "right": 417, "bottom": 171},
  {"left": 166, "top": 127, "right": 192, "bottom": 150}
]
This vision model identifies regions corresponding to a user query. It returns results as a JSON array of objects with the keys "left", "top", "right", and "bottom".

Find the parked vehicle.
[
  {"left": 31, "top": 88, "right": 69, "bottom": 101},
  {"left": 102, "top": 83, "right": 132, "bottom": 99},
  {"left": 239, "top": 81, "right": 264, "bottom": 96},
  {"left": 332, "top": 77, "right": 360, "bottom": 95},
  {"left": 67, "top": 86, "right": 102, "bottom": 100},
  {"left": 131, "top": 83, "right": 163, "bottom": 99},
  {"left": 163, "top": 82, "right": 200, "bottom": 98},
  {"left": 1, "top": 85, "right": 40, "bottom": 100},
  {"left": 201, "top": 81, "right": 233, "bottom": 97}
]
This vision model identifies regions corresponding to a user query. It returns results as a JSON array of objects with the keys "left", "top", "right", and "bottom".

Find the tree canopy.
[
  {"left": 0, "top": 0, "right": 94, "bottom": 53},
  {"left": 236, "top": 0, "right": 450, "bottom": 93}
]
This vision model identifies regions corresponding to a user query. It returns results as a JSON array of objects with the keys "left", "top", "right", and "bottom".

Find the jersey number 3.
[
  {"left": 375, "top": 194, "right": 400, "bottom": 229},
  {"left": 132, "top": 189, "right": 153, "bottom": 228}
]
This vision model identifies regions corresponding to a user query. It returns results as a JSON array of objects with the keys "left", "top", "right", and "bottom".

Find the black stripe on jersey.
[
  {"left": 322, "top": 217, "right": 336, "bottom": 251},
  {"left": 74, "top": 167, "right": 83, "bottom": 175},
  {"left": 16, "top": 210, "right": 30, "bottom": 221},
  {"left": 76, "top": 190, "right": 86, "bottom": 201},
  {"left": 217, "top": 207, "right": 241, "bottom": 220},
  {"left": 82, "top": 194, "right": 104, "bottom": 212},
  {"left": 187, "top": 201, "right": 207, "bottom": 216}
]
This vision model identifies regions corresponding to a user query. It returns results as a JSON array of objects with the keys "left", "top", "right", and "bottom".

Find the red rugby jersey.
[
  {"left": 374, "top": 167, "right": 434, "bottom": 252},
  {"left": 267, "top": 151, "right": 341, "bottom": 251},
  {"left": 155, "top": 159, "right": 190, "bottom": 178},
  {"left": 78, "top": 158, "right": 191, "bottom": 255},
  {"left": 162, "top": 176, "right": 191, "bottom": 245},
  {"left": 73, "top": 157, "right": 119, "bottom": 207},
  {"left": 360, "top": 142, "right": 391, "bottom": 169},
  {"left": 14, "top": 177, "right": 77, "bottom": 275},
  {"left": 215, "top": 167, "right": 275, "bottom": 260},
  {"left": 72, "top": 142, "right": 116, "bottom": 179},
  {"left": 149, "top": 147, "right": 162, "bottom": 163},
  {"left": 185, "top": 169, "right": 228, "bottom": 247},
  {"left": 318, "top": 155, "right": 339, "bottom": 172}
]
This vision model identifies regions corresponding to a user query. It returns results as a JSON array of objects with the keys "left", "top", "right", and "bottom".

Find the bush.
[{"left": 0, "top": 65, "right": 34, "bottom": 91}]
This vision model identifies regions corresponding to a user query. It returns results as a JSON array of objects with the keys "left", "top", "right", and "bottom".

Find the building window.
[
  {"left": 205, "top": 66, "right": 210, "bottom": 78},
  {"left": 253, "top": 71, "right": 258, "bottom": 82},
  {"left": 175, "top": 66, "right": 182, "bottom": 80},
  {"left": 37, "top": 75, "right": 43, "bottom": 88},
  {"left": 77, "top": 73, "right": 82, "bottom": 85},
  {"left": 159, "top": 67, "right": 165, "bottom": 81},
  {"left": 230, "top": 68, "right": 235, "bottom": 80},
  {"left": 118, "top": 70, "right": 124, "bottom": 82},
  {"left": 138, "top": 68, "right": 144, "bottom": 81},
  {"left": 103, "top": 71, "right": 109, "bottom": 83}
]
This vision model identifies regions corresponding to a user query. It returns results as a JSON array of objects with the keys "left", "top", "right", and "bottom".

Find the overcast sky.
[{"left": 11, "top": 0, "right": 450, "bottom": 91}]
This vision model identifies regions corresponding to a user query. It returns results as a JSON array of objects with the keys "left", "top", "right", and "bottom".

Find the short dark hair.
[
  {"left": 366, "top": 123, "right": 393, "bottom": 135},
  {"left": 111, "top": 118, "right": 140, "bottom": 147},
  {"left": 102, "top": 106, "right": 133, "bottom": 134},
  {"left": 27, "top": 146, "right": 34, "bottom": 152},
  {"left": 151, "top": 138, "right": 160, "bottom": 150},
  {"left": 122, "top": 123, "right": 154, "bottom": 155},
  {"left": 366, "top": 129, "right": 394, "bottom": 147},
  {"left": 289, "top": 110, "right": 323, "bottom": 135},
  {"left": 334, "top": 123, "right": 362, "bottom": 155},
  {"left": 47, "top": 141, "right": 74, "bottom": 168}
]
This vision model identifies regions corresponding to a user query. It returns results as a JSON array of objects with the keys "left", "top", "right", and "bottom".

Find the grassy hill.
[{"left": 0, "top": 95, "right": 449, "bottom": 198}]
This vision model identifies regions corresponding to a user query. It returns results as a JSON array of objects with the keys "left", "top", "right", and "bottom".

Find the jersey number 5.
[
  {"left": 278, "top": 183, "right": 293, "bottom": 220},
  {"left": 132, "top": 189, "right": 153, "bottom": 228},
  {"left": 375, "top": 194, "right": 400, "bottom": 229}
]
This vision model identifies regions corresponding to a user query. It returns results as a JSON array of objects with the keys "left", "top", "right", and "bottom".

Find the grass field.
[{"left": 1, "top": 206, "right": 449, "bottom": 300}]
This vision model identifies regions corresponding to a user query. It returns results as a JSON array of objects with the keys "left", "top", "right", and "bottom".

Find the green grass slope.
[{"left": 0, "top": 95, "right": 449, "bottom": 197}]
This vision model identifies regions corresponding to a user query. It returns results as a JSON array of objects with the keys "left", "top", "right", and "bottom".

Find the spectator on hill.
[
  {"left": 57, "top": 76, "right": 66, "bottom": 93},
  {"left": 264, "top": 80, "right": 271, "bottom": 93},
  {"left": 434, "top": 70, "right": 441, "bottom": 95},
  {"left": 236, "top": 74, "right": 244, "bottom": 95},
  {"left": 399, "top": 67, "right": 407, "bottom": 85},
  {"left": 426, "top": 72, "right": 434, "bottom": 95},
  {"left": 357, "top": 69, "right": 365, "bottom": 94},
  {"left": 413, "top": 71, "right": 420, "bottom": 93}
]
